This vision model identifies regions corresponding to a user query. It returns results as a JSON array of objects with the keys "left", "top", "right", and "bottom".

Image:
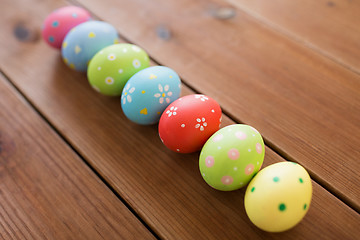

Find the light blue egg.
[
  {"left": 61, "top": 21, "right": 118, "bottom": 72},
  {"left": 121, "top": 66, "right": 181, "bottom": 125}
]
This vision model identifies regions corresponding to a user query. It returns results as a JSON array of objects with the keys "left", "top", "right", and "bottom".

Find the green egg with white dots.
[
  {"left": 244, "top": 162, "right": 313, "bottom": 232},
  {"left": 87, "top": 43, "right": 150, "bottom": 96},
  {"left": 199, "top": 124, "right": 265, "bottom": 191}
]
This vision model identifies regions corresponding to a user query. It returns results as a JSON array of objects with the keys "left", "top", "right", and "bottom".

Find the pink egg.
[{"left": 42, "top": 6, "right": 91, "bottom": 49}]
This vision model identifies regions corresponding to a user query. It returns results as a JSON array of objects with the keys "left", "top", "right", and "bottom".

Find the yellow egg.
[{"left": 244, "top": 162, "right": 312, "bottom": 232}]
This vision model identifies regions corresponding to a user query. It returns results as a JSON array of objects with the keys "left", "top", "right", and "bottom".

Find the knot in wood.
[
  {"left": 156, "top": 25, "right": 172, "bottom": 40},
  {"left": 13, "top": 22, "right": 39, "bottom": 42}
]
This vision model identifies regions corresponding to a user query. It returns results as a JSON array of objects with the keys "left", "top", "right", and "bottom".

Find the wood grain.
[
  {"left": 73, "top": 0, "right": 360, "bottom": 210},
  {"left": 2, "top": 56, "right": 360, "bottom": 239},
  {"left": 0, "top": 75, "right": 155, "bottom": 239},
  {"left": 226, "top": 0, "right": 360, "bottom": 73},
  {"left": 0, "top": 1, "right": 359, "bottom": 238}
]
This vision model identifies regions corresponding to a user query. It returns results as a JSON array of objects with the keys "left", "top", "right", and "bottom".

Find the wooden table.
[{"left": 1, "top": 0, "right": 359, "bottom": 239}]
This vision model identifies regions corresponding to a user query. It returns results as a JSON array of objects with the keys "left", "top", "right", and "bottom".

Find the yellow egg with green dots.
[{"left": 244, "top": 162, "right": 312, "bottom": 232}]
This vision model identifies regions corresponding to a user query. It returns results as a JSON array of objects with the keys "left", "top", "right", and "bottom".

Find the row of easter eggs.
[{"left": 42, "top": 6, "right": 312, "bottom": 233}]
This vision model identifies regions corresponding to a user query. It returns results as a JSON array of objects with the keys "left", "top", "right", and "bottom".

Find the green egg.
[
  {"left": 87, "top": 43, "right": 150, "bottom": 96},
  {"left": 199, "top": 124, "right": 265, "bottom": 191}
]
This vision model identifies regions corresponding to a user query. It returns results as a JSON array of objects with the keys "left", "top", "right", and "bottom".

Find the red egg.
[{"left": 158, "top": 94, "right": 222, "bottom": 153}]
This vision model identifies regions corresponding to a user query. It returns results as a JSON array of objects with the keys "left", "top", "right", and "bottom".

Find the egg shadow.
[{"left": 51, "top": 54, "right": 124, "bottom": 111}]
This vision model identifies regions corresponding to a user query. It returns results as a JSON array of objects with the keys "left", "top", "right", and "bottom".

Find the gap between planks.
[
  {"left": 38, "top": 0, "right": 360, "bottom": 214},
  {"left": 225, "top": 0, "right": 360, "bottom": 76},
  {"left": 0, "top": 70, "right": 162, "bottom": 240}
]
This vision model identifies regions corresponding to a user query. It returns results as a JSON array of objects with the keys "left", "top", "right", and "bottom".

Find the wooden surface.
[
  {"left": 1, "top": 0, "right": 359, "bottom": 239},
  {"left": 75, "top": 0, "right": 360, "bottom": 211},
  {"left": 227, "top": 0, "right": 360, "bottom": 73},
  {"left": 0, "top": 75, "right": 155, "bottom": 239}
]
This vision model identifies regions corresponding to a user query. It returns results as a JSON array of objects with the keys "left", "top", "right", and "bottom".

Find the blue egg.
[
  {"left": 61, "top": 21, "right": 118, "bottom": 72},
  {"left": 121, "top": 66, "right": 181, "bottom": 125}
]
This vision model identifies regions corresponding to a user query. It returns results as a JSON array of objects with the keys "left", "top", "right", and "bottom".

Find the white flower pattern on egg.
[
  {"left": 166, "top": 106, "right": 177, "bottom": 117},
  {"left": 195, "top": 117, "right": 207, "bottom": 131},
  {"left": 154, "top": 84, "right": 173, "bottom": 104},
  {"left": 122, "top": 84, "right": 135, "bottom": 105},
  {"left": 107, "top": 53, "right": 116, "bottom": 61},
  {"left": 133, "top": 59, "right": 141, "bottom": 68},
  {"left": 105, "top": 77, "right": 114, "bottom": 85},
  {"left": 195, "top": 95, "right": 209, "bottom": 101},
  {"left": 131, "top": 45, "right": 141, "bottom": 52}
]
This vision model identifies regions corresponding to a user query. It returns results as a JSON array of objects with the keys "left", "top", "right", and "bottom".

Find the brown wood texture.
[
  {"left": 2, "top": 50, "right": 360, "bottom": 240},
  {"left": 0, "top": 75, "right": 155, "bottom": 239},
  {"left": 1, "top": 1, "right": 360, "bottom": 239},
  {"left": 227, "top": 0, "right": 360, "bottom": 73},
  {"left": 74, "top": 0, "right": 360, "bottom": 210}
]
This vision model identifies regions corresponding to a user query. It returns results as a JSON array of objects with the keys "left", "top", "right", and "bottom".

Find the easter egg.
[
  {"left": 158, "top": 94, "right": 222, "bottom": 153},
  {"left": 88, "top": 44, "right": 150, "bottom": 96},
  {"left": 199, "top": 124, "right": 265, "bottom": 191},
  {"left": 42, "top": 6, "right": 91, "bottom": 49},
  {"left": 61, "top": 21, "right": 118, "bottom": 72},
  {"left": 244, "top": 162, "right": 312, "bottom": 232},
  {"left": 121, "top": 66, "right": 181, "bottom": 124}
]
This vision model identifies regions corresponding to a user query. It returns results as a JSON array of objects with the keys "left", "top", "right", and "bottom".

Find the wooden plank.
[
  {"left": 0, "top": 75, "right": 155, "bottom": 239},
  {"left": 2, "top": 61, "right": 360, "bottom": 239},
  {"left": 226, "top": 0, "right": 360, "bottom": 73},
  {"left": 1, "top": 3, "right": 359, "bottom": 239},
  {"left": 73, "top": 0, "right": 360, "bottom": 210}
]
